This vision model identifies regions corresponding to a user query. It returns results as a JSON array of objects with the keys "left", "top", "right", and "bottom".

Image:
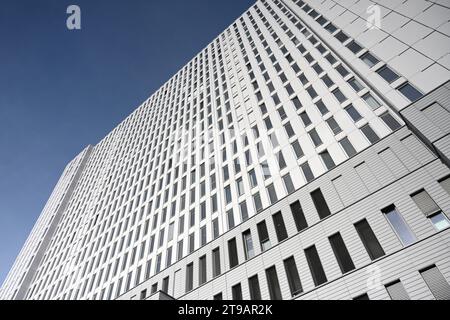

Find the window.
[
  {"left": 198, "top": 255, "right": 207, "bottom": 285},
  {"left": 345, "top": 104, "right": 362, "bottom": 122},
  {"left": 225, "top": 185, "right": 232, "bottom": 204},
  {"left": 329, "top": 233, "right": 355, "bottom": 274},
  {"left": 381, "top": 112, "right": 401, "bottom": 131},
  {"left": 257, "top": 221, "right": 271, "bottom": 251},
  {"left": 240, "top": 201, "right": 249, "bottom": 222},
  {"left": 212, "top": 218, "right": 219, "bottom": 239},
  {"left": 249, "top": 169, "right": 258, "bottom": 188},
  {"left": 311, "top": 189, "right": 331, "bottom": 219},
  {"left": 363, "top": 93, "right": 382, "bottom": 110},
  {"left": 354, "top": 219, "right": 385, "bottom": 260},
  {"left": 276, "top": 151, "right": 287, "bottom": 170},
  {"left": 227, "top": 210, "right": 235, "bottom": 229},
  {"left": 253, "top": 192, "right": 263, "bottom": 213},
  {"left": 272, "top": 211, "right": 288, "bottom": 242},
  {"left": 348, "top": 78, "right": 364, "bottom": 92},
  {"left": 200, "top": 226, "right": 207, "bottom": 246},
  {"left": 185, "top": 263, "right": 193, "bottom": 292},
  {"left": 309, "top": 128, "right": 323, "bottom": 147},
  {"left": 284, "top": 256, "right": 303, "bottom": 296},
  {"left": 305, "top": 245, "right": 327, "bottom": 286},
  {"left": 283, "top": 174, "right": 295, "bottom": 194},
  {"left": 232, "top": 283, "right": 242, "bottom": 300},
  {"left": 340, "top": 137, "right": 357, "bottom": 157},
  {"left": 332, "top": 88, "right": 347, "bottom": 103},
  {"left": 265, "top": 266, "right": 282, "bottom": 300},
  {"left": 411, "top": 190, "right": 449, "bottom": 231},
  {"left": 320, "top": 150, "right": 336, "bottom": 170},
  {"left": 301, "top": 162, "right": 315, "bottom": 182},
  {"left": 361, "top": 124, "right": 380, "bottom": 144},
  {"left": 248, "top": 275, "right": 262, "bottom": 300},
  {"left": 360, "top": 52, "right": 379, "bottom": 67},
  {"left": 292, "top": 140, "right": 304, "bottom": 159},
  {"left": 242, "top": 229, "right": 255, "bottom": 260},
  {"left": 385, "top": 280, "right": 410, "bottom": 300},
  {"left": 236, "top": 178, "right": 244, "bottom": 196},
  {"left": 267, "top": 184, "right": 278, "bottom": 204},
  {"left": 228, "top": 238, "right": 239, "bottom": 269},
  {"left": 300, "top": 111, "right": 312, "bottom": 127},
  {"left": 162, "top": 276, "right": 169, "bottom": 293},
  {"left": 326, "top": 117, "right": 342, "bottom": 135},
  {"left": 353, "top": 293, "right": 370, "bottom": 300},
  {"left": 212, "top": 247, "right": 221, "bottom": 277},
  {"left": 316, "top": 100, "right": 329, "bottom": 115},
  {"left": 382, "top": 205, "right": 416, "bottom": 246},
  {"left": 188, "top": 233, "right": 195, "bottom": 253},
  {"left": 346, "top": 40, "right": 363, "bottom": 54},
  {"left": 290, "top": 201, "right": 308, "bottom": 232},
  {"left": 213, "top": 293, "right": 223, "bottom": 300},
  {"left": 397, "top": 82, "right": 423, "bottom": 102},
  {"left": 420, "top": 265, "right": 450, "bottom": 300},
  {"left": 377, "top": 65, "right": 399, "bottom": 83},
  {"left": 140, "top": 289, "right": 147, "bottom": 300},
  {"left": 439, "top": 176, "right": 450, "bottom": 195}
]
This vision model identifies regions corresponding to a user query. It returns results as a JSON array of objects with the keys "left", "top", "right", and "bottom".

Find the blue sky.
[{"left": 0, "top": 0, "right": 255, "bottom": 286}]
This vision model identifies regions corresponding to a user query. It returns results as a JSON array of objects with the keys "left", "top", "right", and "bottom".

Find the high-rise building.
[{"left": 2, "top": 0, "right": 450, "bottom": 301}]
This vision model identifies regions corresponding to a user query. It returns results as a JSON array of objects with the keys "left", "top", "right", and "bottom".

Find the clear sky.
[{"left": 0, "top": 0, "right": 255, "bottom": 286}]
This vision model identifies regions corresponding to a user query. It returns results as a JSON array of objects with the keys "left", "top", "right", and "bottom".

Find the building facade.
[{"left": 2, "top": 0, "right": 450, "bottom": 300}]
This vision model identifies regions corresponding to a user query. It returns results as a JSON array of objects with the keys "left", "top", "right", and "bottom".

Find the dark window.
[
  {"left": 213, "top": 293, "right": 223, "bottom": 300},
  {"left": 353, "top": 293, "right": 370, "bottom": 300},
  {"left": 248, "top": 275, "right": 262, "bottom": 300},
  {"left": 228, "top": 238, "right": 239, "bottom": 269},
  {"left": 212, "top": 247, "right": 221, "bottom": 277},
  {"left": 397, "top": 82, "right": 423, "bottom": 102},
  {"left": 257, "top": 221, "right": 271, "bottom": 251},
  {"left": 242, "top": 229, "right": 255, "bottom": 260},
  {"left": 329, "top": 233, "right": 355, "bottom": 274},
  {"left": 290, "top": 200, "right": 308, "bottom": 232},
  {"left": 340, "top": 137, "right": 357, "bottom": 157},
  {"left": 320, "top": 150, "right": 336, "bottom": 170},
  {"left": 186, "top": 263, "right": 193, "bottom": 292},
  {"left": 265, "top": 266, "right": 282, "bottom": 300},
  {"left": 272, "top": 211, "right": 288, "bottom": 242},
  {"left": 377, "top": 66, "right": 399, "bottom": 83},
  {"left": 305, "top": 245, "right": 328, "bottom": 286},
  {"left": 381, "top": 112, "right": 402, "bottom": 131},
  {"left": 311, "top": 189, "right": 331, "bottom": 219},
  {"left": 284, "top": 256, "right": 303, "bottom": 296},
  {"left": 162, "top": 276, "right": 169, "bottom": 293},
  {"left": 361, "top": 124, "right": 380, "bottom": 144},
  {"left": 232, "top": 283, "right": 242, "bottom": 300},
  {"left": 346, "top": 40, "right": 363, "bottom": 54},
  {"left": 360, "top": 52, "right": 379, "bottom": 67},
  {"left": 354, "top": 219, "right": 385, "bottom": 260},
  {"left": 345, "top": 104, "right": 362, "bottom": 122},
  {"left": 301, "top": 162, "right": 315, "bottom": 182},
  {"left": 199, "top": 255, "right": 207, "bottom": 285}
]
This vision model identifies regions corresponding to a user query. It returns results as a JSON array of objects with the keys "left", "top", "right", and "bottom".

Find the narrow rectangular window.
[
  {"left": 411, "top": 190, "right": 449, "bottom": 231},
  {"left": 199, "top": 255, "right": 207, "bottom": 285},
  {"left": 305, "top": 245, "right": 327, "bottom": 286},
  {"left": 212, "top": 247, "right": 221, "bottom": 277},
  {"left": 232, "top": 283, "right": 242, "bottom": 300},
  {"left": 381, "top": 112, "right": 401, "bottom": 131},
  {"left": 385, "top": 280, "right": 410, "bottom": 300},
  {"left": 340, "top": 137, "right": 357, "bottom": 157},
  {"left": 257, "top": 221, "right": 271, "bottom": 251},
  {"left": 301, "top": 162, "right": 315, "bottom": 182},
  {"left": 382, "top": 205, "right": 416, "bottom": 246},
  {"left": 354, "top": 219, "right": 385, "bottom": 260},
  {"left": 311, "top": 189, "right": 331, "bottom": 219},
  {"left": 213, "top": 292, "right": 223, "bottom": 300},
  {"left": 284, "top": 256, "right": 303, "bottom": 296},
  {"left": 162, "top": 276, "right": 169, "bottom": 294},
  {"left": 248, "top": 275, "right": 262, "bottom": 300},
  {"left": 265, "top": 266, "right": 282, "bottom": 300},
  {"left": 267, "top": 183, "right": 278, "bottom": 204},
  {"left": 329, "top": 233, "right": 355, "bottom": 274},
  {"left": 361, "top": 124, "right": 380, "bottom": 144},
  {"left": 290, "top": 200, "right": 308, "bottom": 232},
  {"left": 320, "top": 150, "right": 336, "bottom": 170},
  {"left": 272, "top": 211, "right": 288, "bottom": 242},
  {"left": 397, "top": 82, "right": 423, "bottom": 102},
  {"left": 242, "top": 229, "right": 255, "bottom": 260},
  {"left": 420, "top": 265, "right": 450, "bottom": 300},
  {"left": 228, "top": 238, "right": 239, "bottom": 269},
  {"left": 185, "top": 263, "right": 193, "bottom": 293}
]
